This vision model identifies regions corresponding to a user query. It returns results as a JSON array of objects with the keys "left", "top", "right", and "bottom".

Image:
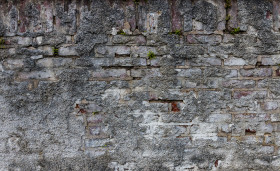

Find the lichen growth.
[
  {"left": 230, "top": 27, "right": 240, "bottom": 35},
  {"left": 53, "top": 47, "right": 59, "bottom": 56},
  {"left": 169, "top": 30, "right": 182, "bottom": 36},
  {"left": 117, "top": 29, "right": 126, "bottom": 35},
  {"left": 134, "top": 0, "right": 140, "bottom": 5},
  {"left": 92, "top": 111, "right": 99, "bottom": 115},
  {"left": 225, "top": 15, "right": 231, "bottom": 21},
  {"left": 0, "top": 37, "right": 5, "bottom": 49},
  {"left": 225, "top": 0, "right": 231, "bottom": 9},
  {"left": 174, "top": 30, "right": 182, "bottom": 36},
  {"left": 147, "top": 51, "right": 155, "bottom": 59}
]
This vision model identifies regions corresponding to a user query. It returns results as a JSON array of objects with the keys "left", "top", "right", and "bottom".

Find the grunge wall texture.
[{"left": 1, "top": 0, "right": 280, "bottom": 170}]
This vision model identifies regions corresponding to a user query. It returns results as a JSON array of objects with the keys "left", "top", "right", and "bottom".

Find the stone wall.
[{"left": 1, "top": 0, "right": 280, "bottom": 170}]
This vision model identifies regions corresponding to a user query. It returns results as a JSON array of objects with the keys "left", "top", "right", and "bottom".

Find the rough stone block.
[
  {"left": 223, "top": 34, "right": 235, "bottom": 43},
  {"left": 272, "top": 122, "right": 280, "bottom": 132},
  {"left": 223, "top": 80, "right": 255, "bottom": 88},
  {"left": 131, "top": 46, "right": 157, "bottom": 58},
  {"left": 36, "top": 36, "right": 43, "bottom": 45},
  {"left": 131, "top": 68, "right": 161, "bottom": 78},
  {"left": 241, "top": 136, "right": 263, "bottom": 144},
  {"left": 240, "top": 68, "right": 272, "bottom": 77},
  {"left": 146, "top": 12, "right": 161, "bottom": 33},
  {"left": 264, "top": 134, "right": 274, "bottom": 145},
  {"left": 274, "top": 132, "right": 280, "bottom": 146},
  {"left": 234, "top": 114, "right": 270, "bottom": 122},
  {"left": 233, "top": 91, "right": 267, "bottom": 99},
  {"left": 207, "top": 114, "right": 232, "bottom": 123},
  {"left": 106, "top": 46, "right": 131, "bottom": 57},
  {"left": 257, "top": 146, "right": 274, "bottom": 154},
  {"left": 187, "top": 57, "right": 222, "bottom": 66},
  {"left": 256, "top": 122, "right": 273, "bottom": 135},
  {"left": 17, "top": 70, "right": 56, "bottom": 80},
  {"left": 263, "top": 101, "right": 278, "bottom": 110},
  {"left": 18, "top": 37, "right": 32, "bottom": 46},
  {"left": 190, "top": 123, "right": 218, "bottom": 134},
  {"left": 38, "top": 46, "right": 53, "bottom": 56},
  {"left": 0, "top": 1, "right": 279, "bottom": 169},
  {"left": 36, "top": 58, "right": 53, "bottom": 68},
  {"left": 91, "top": 69, "right": 129, "bottom": 79},
  {"left": 224, "top": 57, "right": 247, "bottom": 66},
  {"left": 8, "top": 48, "right": 16, "bottom": 55},
  {"left": 220, "top": 124, "right": 231, "bottom": 133},
  {"left": 192, "top": 1, "right": 218, "bottom": 31},
  {"left": 84, "top": 139, "right": 110, "bottom": 148},
  {"left": 112, "top": 35, "right": 146, "bottom": 45},
  {"left": 183, "top": 14, "right": 192, "bottom": 32},
  {"left": 175, "top": 68, "right": 202, "bottom": 78},
  {"left": 3, "top": 59, "right": 24, "bottom": 70},
  {"left": 37, "top": 58, "right": 73, "bottom": 68},
  {"left": 204, "top": 68, "right": 238, "bottom": 78},
  {"left": 186, "top": 35, "right": 222, "bottom": 44},
  {"left": 261, "top": 55, "right": 280, "bottom": 65},
  {"left": 59, "top": 46, "right": 78, "bottom": 56},
  {"left": 181, "top": 78, "right": 222, "bottom": 89},
  {"left": 31, "top": 55, "right": 43, "bottom": 60},
  {"left": 271, "top": 114, "right": 280, "bottom": 122}
]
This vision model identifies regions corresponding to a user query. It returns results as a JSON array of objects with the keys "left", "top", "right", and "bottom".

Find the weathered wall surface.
[{"left": 0, "top": 0, "right": 280, "bottom": 170}]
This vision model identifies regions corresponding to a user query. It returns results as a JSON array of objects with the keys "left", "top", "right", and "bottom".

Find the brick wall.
[{"left": 0, "top": 0, "right": 280, "bottom": 170}]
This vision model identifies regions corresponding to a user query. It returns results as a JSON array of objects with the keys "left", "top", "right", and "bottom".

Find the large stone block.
[
  {"left": 0, "top": 0, "right": 279, "bottom": 170},
  {"left": 17, "top": 70, "right": 56, "bottom": 81},
  {"left": 240, "top": 68, "right": 272, "bottom": 77},
  {"left": 59, "top": 46, "right": 78, "bottom": 56}
]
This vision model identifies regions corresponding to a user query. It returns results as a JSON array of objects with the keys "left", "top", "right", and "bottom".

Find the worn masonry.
[{"left": 1, "top": 0, "right": 280, "bottom": 170}]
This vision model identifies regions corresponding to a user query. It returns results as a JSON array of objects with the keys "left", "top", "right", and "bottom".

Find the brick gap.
[
  {"left": 102, "top": 66, "right": 134, "bottom": 69},
  {"left": 148, "top": 100, "right": 183, "bottom": 103},
  {"left": 115, "top": 53, "right": 131, "bottom": 58},
  {"left": 53, "top": 16, "right": 56, "bottom": 26},
  {"left": 102, "top": 66, "right": 161, "bottom": 69},
  {"left": 245, "top": 128, "right": 256, "bottom": 135},
  {"left": 171, "top": 102, "right": 180, "bottom": 112}
]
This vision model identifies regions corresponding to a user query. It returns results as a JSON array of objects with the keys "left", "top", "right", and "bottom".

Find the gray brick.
[
  {"left": 224, "top": 57, "right": 247, "bottom": 66},
  {"left": 223, "top": 79, "right": 256, "bottom": 88},
  {"left": 59, "top": 46, "right": 78, "bottom": 56},
  {"left": 240, "top": 68, "right": 272, "bottom": 77},
  {"left": 261, "top": 55, "right": 280, "bottom": 65},
  {"left": 175, "top": 68, "right": 202, "bottom": 78}
]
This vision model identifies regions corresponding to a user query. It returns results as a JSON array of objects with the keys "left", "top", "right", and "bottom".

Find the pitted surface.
[{"left": 0, "top": 0, "right": 280, "bottom": 170}]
